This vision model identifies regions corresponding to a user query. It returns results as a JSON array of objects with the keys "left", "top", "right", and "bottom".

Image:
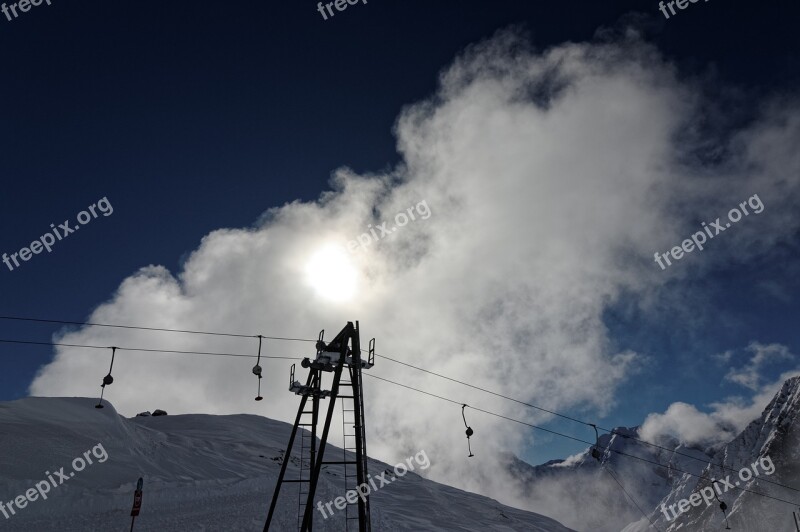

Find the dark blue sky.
[{"left": 1, "top": 0, "right": 799, "bottom": 463}]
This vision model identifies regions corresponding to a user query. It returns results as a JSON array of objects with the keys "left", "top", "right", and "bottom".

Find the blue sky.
[{"left": 2, "top": 0, "right": 800, "bottom": 476}]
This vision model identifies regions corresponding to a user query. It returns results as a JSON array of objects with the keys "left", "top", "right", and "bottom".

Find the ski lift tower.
[{"left": 263, "top": 321, "right": 375, "bottom": 532}]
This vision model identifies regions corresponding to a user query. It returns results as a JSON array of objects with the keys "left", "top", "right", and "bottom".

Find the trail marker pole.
[{"left": 130, "top": 477, "right": 143, "bottom": 531}]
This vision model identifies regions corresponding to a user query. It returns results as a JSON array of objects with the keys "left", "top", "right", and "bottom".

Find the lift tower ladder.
[
  {"left": 263, "top": 322, "right": 374, "bottom": 532},
  {"left": 338, "top": 337, "right": 374, "bottom": 531}
]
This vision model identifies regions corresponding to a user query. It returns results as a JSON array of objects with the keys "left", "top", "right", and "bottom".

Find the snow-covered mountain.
[
  {"left": 0, "top": 397, "right": 574, "bottom": 531},
  {"left": 624, "top": 376, "right": 800, "bottom": 532},
  {"left": 503, "top": 377, "right": 800, "bottom": 532},
  {"left": 503, "top": 425, "right": 714, "bottom": 532}
]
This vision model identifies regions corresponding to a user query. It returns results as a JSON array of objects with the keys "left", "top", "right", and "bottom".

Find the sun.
[{"left": 304, "top": 244, "right": 358, "bottom": 301}]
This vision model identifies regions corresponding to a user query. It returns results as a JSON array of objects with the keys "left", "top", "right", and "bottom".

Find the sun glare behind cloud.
[{"left": 304, "top": 244, "right": 358, "bottom": 301}]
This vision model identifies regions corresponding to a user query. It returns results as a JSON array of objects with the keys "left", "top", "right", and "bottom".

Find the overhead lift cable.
[
  {"left": 0, "top": 338, "right": 298, "bottom": 360},
  {"left": 2, "top": 333, "right": 799, "bottom": 510},
  {"left": 362, "top": 373, "right": 800, "bottom": 509},
  {"left": 603, "top": 464, "right": 662, "bottom": 531},
  {"left": 2, "top": 314, "right": 799, "bottom": 496},
  {"left": 0, "top": 315, "right": 316, "bottom": 343},
  {"left": 369, "top": 351, "right": 800, "bottom": 495},
  {"left": 0, "top": 316, "right": 785, "bottom": 473}
]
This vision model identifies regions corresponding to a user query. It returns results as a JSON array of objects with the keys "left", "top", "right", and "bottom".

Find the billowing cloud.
[
  {"left": 639, "top": 402, "right": 736, "bottom": 447},
  {"left": 28, "top": 26, "right": 800, "bottom": 520},
  {"left": 641, "top": 343, "right": 799, "bottom": 448}
]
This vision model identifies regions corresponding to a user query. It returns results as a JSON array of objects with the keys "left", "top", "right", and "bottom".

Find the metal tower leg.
[
  {"left": 263, "top": 369, "right": 316, "bottom": 531},
  {"left": 300, "top": 324, "right": 352, "bottom": 531},
  {"left": 265, "top": 322, "right": 373, "bottom": 532}
]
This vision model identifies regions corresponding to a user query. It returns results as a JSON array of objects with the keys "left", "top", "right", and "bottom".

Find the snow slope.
[{"left": 0, "top": 397, "right": 575, "bottom": 531}]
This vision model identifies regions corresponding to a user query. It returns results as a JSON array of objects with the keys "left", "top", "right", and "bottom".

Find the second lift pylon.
[{"left": 263, "top": 321, "right": 375, "bottom": 532}]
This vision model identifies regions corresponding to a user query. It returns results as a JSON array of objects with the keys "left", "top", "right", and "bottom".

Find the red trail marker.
[{"left": 130, "top": 477, "right": 143, "bottom": 531}]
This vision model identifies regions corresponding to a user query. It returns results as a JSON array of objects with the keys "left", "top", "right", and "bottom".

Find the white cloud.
[
  {"left": 28, "top": 28, "right": 800, "bottom": 511},
  {"left": 641, "top": 343, "right": 799, "bottom": 447},
  {"left": 725, "top": 342, "right": 794, "bottom": 390},
  {"left": 640, "top": 402, "right": 738, "bottom": 448}
]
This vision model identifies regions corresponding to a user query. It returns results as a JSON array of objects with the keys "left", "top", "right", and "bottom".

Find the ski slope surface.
[{"left": 0, "top": 397, "right": 574, "bottom": 531}]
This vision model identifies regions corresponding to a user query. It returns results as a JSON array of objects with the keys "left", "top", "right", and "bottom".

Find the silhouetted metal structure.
[{"left": 264, "top": 321, "right": 374, "bottom": 532}]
